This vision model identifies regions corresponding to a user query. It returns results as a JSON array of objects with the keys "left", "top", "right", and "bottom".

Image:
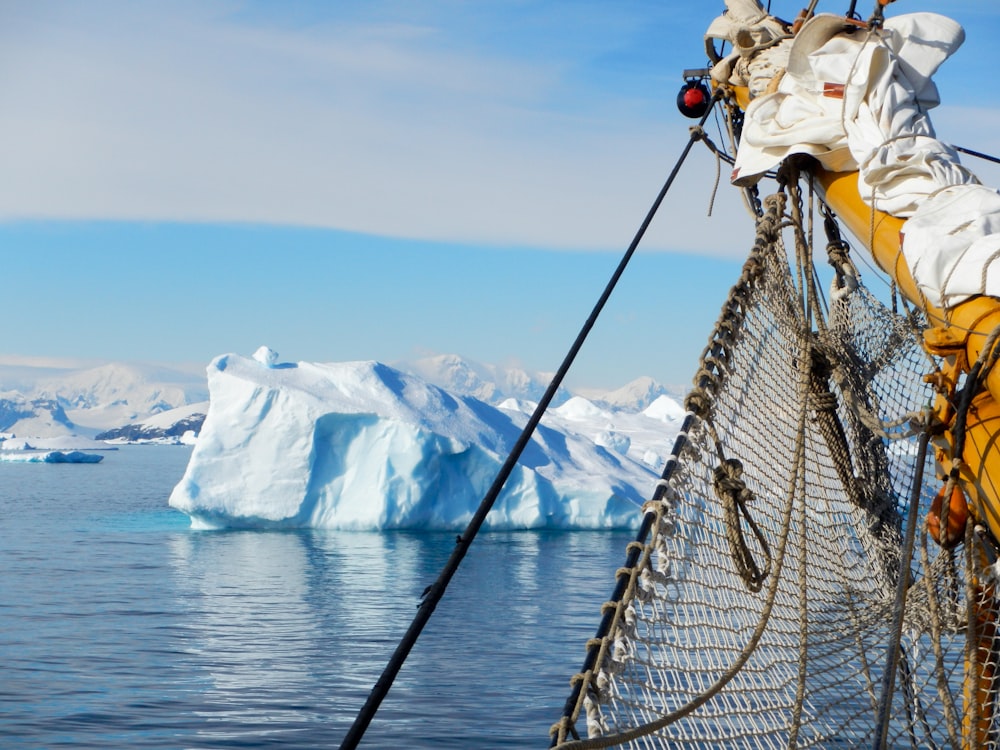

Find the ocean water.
[{"left": 0, "top": 446, "right": 633, "bottom": 749}]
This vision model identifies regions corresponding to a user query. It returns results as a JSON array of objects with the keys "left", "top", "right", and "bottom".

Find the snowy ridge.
[
  {"left": 397, "top": 353, "right": 573, "bottom": 406},
  {"left": 588, "top": 375, "right": 678, "bottom": 411},
  {"left": 0, "top": 357, "right": 207, "bottom": 437},
  {"left": 95, "top": 402, "right": 208, "bottom": 444},
  {"left": 0, "top": 397, "right": 78, "bottom": 437},
  {"left": 169, "top": 350, "right": 687, "bottom": 531}
]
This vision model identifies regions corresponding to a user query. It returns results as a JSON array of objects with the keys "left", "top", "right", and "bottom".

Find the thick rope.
[
  {"left": 553, "top": 374, "right": 813, "bottom": 750},
  {"left": 553, "top": 181, "right": 824, "bottom": 749},
  {"left": 714, "top": 458, "right": 772, "bottom": 591}
]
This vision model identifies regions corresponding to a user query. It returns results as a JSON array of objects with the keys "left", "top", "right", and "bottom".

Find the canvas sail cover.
[{"left": 726, "top": 10, "right": 1000, "bottom": 310}]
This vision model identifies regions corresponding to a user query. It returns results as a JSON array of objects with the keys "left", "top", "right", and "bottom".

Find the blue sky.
[{"left": 2, "top": 1, "right": 1000, "bottom": 389}]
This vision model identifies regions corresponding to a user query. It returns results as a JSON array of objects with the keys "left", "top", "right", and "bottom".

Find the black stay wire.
[
  {"left": 337, "top": 93, "right": 722, "bottom": 750},
  {"left": 956, "top": 144, "right": 1000, "bottom": 166}
]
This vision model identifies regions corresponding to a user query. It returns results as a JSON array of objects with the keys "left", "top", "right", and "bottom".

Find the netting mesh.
[{"left": 553, "top": 184, "right": 1000, "bottom": 749}]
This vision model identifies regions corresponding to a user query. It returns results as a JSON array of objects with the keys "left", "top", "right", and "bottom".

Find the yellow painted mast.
[
  {"left": 813, "top": 168, "right": 1000, "bottom": 545},
  {"left": 812, "top": 165, "right": 1000, "bottom": 746},
  {"left": 703, "top": 1, "right": 1000, "bottom": 742}
]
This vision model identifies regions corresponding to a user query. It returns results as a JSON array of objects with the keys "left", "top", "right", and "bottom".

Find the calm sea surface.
[{"left": 0, "top": 446, "right": 634, "bottom": 749}]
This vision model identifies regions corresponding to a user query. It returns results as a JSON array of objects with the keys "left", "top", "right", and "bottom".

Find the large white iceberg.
[{"left": 169, "top": 352, "right": 681, "bottom": 530}]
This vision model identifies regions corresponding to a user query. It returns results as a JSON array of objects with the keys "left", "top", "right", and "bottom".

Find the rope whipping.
[
  {"left": 549, "top": 164, "right": 995, "bottom": 748},
  {"left": 337, "top": 94, "right": 723, "bottom": 750}
]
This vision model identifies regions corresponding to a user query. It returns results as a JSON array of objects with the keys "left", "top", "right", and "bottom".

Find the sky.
[{"left": 2, "top": 1, "right": 1000, "bottom": 390}]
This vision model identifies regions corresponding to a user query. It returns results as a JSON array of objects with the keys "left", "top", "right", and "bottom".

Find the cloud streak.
[
  {"left": 0, "top": 1, "right": 996, "bottom": 256},
  {"left": 0, "top": 1, "right": 754, "bottom": 253}
]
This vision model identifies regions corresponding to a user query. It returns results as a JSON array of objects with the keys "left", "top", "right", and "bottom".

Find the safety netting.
[{"left": 551, "top": 175, "right": 1000, "bottom": 749}]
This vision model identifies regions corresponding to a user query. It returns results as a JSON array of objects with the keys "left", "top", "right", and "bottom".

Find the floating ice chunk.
[
  {"left": 0, "top": 450, "right": 104, "bottom": 463},
  {"left": 642, "top": 449, "right": 664, "bottom": 470},
  {"left": 1, "top": 436, "right": 116, "bottom": 451}
]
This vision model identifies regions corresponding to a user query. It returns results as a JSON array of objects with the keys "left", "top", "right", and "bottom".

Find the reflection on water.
[
  {"left": 1, "top": 447, "right": 634, "bottom": 749},
  {"left": 166, "top": 529, "right": 630, "bottom": 748},
  {"left": 169, "top": 532, "right": 321, "bottom": 742}
]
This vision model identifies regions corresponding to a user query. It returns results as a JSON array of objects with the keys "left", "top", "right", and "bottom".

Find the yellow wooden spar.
[
  {"left": 813, "top": 168, "right": 1000, "bottom": 548},
  {"left": 719, "top": 76, "right": 1000, "bottom": 543},
  {"left": 812, "top": 166, "right": 1000, "bottom": 749}
]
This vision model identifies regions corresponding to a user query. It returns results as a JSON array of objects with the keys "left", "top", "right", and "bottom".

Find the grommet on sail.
[{"left": 551, "top": 2, "right": 1000, "bottom": 748}]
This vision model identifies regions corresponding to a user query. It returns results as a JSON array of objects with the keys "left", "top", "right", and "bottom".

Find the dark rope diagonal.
[
  {"left": 873, "top": 414, "right": 932, "bottom": 750},
  {"left": 954, "top": 144, "right": 1000, "bottom": 166},
  {"left": 337, "top": 94, "right": 723, "bottom": 750}
]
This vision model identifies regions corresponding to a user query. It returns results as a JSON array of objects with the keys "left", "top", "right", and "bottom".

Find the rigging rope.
[
  {"left": 873, "top": 413, "right": 932, "bottom": 750},
  {"left": 550, "top": 163, "right": 964, "bottom": 749},
  {"left": 338, "top": 93, "right": 723, "bottom": 750},
  {"left": 954, "top": 145, "right": 1000, "bottom": 166}
]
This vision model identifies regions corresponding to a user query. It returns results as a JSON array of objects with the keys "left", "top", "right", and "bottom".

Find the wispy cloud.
[
  {"left": 0, "top": 1, "right": 995, "bottom": 256},
  {"left": 0, "top": 1, "right": 755, "bottom": 253}
]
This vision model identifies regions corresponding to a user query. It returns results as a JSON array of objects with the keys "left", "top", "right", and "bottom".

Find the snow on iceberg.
[{"left": 168, "top": 351, "right": 676, "bottom": 531}]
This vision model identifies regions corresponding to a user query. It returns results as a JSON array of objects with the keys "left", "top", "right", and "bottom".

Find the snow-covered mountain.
[
  {"left": 584, "top": 375, "right": 678, "bottom": 411},
  {"left": 0, "top": 396, "right": 78, "bottom": 437},
  {"left": 95, "top": 402, "right": 208, "bottom": 443},
  {"left": 0, "top": 352, "right": 682, "bottom": 454},
  {"left": 397, "top": 354, "right": 680, "bottom": 412},
  {"left": 169, "top": 348, "right": 688, "bottom": 531},
  {"left": 0, "top": 357, "right": 208, "bottom": 438},
  {"left": 397, "top": 353, "right": 574, "bottom": 406}
]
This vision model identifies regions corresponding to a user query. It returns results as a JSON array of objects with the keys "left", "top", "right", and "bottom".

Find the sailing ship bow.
[{"left": 553, "top": 2, "right": 1000, "bottom": 747}]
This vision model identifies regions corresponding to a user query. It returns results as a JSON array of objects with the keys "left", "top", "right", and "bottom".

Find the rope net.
[{"left": 553, "top": 177, "right": 1000, "bottom": 749}]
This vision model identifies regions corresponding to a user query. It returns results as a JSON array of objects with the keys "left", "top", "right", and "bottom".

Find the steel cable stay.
[
  {"left": 954, "top": 144, "right": 1000, "bottom": 167},
  {"left": 337, "top": 93, "right": 723, "bottom": 750}
]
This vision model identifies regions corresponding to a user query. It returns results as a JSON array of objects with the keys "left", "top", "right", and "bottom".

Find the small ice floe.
[
  {"left": 1, "top": 437, "right": 116, "bottom": 452},
  {"left": 0, "top": 450, "right": 104, "bottom": 464}
]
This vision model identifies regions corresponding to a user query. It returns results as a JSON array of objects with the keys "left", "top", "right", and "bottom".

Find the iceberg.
[
  {"left": 169, "top": 351, "right": 682, "bottom": 530},
  {"left": 0, "top": 450, "right": 104, "bottom": 463},
  {"left": 1, "top": 436, "right": 117, "bottom": 452}
]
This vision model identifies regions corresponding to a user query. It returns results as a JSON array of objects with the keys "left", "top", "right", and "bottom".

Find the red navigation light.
[{"left": 677, "top": 80, "right": 711, "bottom": 119}]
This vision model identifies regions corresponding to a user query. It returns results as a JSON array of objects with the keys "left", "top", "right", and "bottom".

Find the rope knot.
[
  {"left": 714, "top": 458, "right": 753, "bottom": 504},
  {"left": 810, "top": 390, "right": 838, "bottom": 412},
  {"left": 684, "top": 386, "right": 713, "bottom": 418},
  {"left": 713, "top": 457, "right": 771, "bottom": 592}
]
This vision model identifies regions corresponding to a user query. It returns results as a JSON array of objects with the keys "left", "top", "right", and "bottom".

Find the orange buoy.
[{"left": 926, "top": 483, "right": 969, "bottom": 549}]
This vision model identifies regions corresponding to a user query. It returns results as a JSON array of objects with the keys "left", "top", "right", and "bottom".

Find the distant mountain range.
[
  {"left": 0, "top": 357, "right": 208, "bottom": 441},
  {"left": 398, "top": 354, "right": 681, "bottom": 411},
  {"left": 0, "top": 352, "right": 682, "bottom": 442},
  {"left": 94, "top": 403, "right": 208, "bottom": 443}
]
